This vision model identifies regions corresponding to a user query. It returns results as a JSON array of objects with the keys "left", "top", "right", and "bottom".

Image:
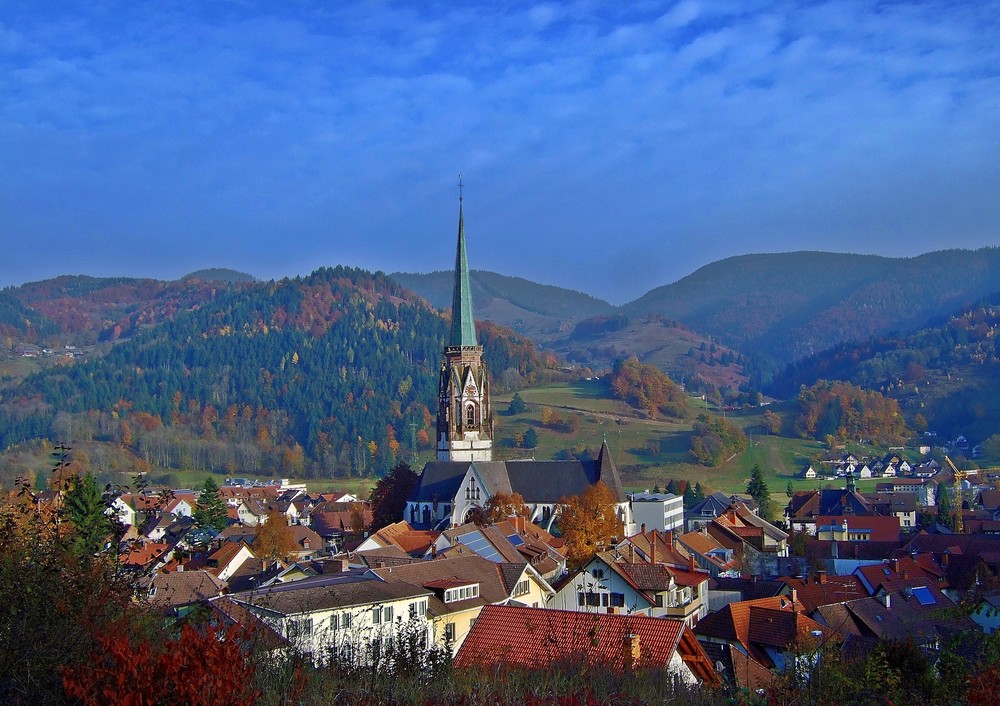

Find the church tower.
[{"left": 437, "top": 185, "right": 493, "bottom": 462}]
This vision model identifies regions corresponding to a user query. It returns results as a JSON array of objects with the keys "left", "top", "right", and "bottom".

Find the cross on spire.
[{"left": 458, "top": 174, "right": 463, "bottom": 203}]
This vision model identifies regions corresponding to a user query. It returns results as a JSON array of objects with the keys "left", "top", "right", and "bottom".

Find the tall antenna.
[{"left": 458, "top": 174, "right": 463, "bottom": 203}]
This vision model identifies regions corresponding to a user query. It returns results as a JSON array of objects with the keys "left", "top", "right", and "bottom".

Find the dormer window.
[{"left": 444, "top": 583, "right": 480, "bottom": 603}]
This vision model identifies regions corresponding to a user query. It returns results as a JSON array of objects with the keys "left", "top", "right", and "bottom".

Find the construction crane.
[{"left": 944, "top": 455, "right": 967, "bottom": 533}]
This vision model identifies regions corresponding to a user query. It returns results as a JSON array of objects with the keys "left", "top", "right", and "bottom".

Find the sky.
[{"left": 1, "top": 1, "right": 998, "bottom": 304}]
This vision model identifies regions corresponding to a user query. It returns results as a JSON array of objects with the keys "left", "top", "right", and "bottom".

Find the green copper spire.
[{"left": 449, "top": 185, "right": 478, "bottom": 347}]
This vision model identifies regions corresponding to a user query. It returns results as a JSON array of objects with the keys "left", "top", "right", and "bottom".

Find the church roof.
[
  {"left": 408, "top": 443, "right": 627, "bottom": 506},
  {"left": 449, "top": 199, "right": 478, "bottom": 348}
]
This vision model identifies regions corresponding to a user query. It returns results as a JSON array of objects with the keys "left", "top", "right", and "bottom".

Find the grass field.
[{"left": 494, "top": 382, "right": 834, "bottom": 499}]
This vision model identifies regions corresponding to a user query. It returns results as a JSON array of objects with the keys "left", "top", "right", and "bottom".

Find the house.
[
  {"left": 694, "top": 595, "right": 828, "bottom": 676},
  {"left": 785, "top": 474, "right": 874, "bottom": 535},
  {"left": 454, "top": 605, "right": 720, "bottom": 685},
  {"left": 802, "top": 466, "right": 817, "bottom": 480},
  {"left": 677, "top": 530, "right": 741, "bottom": 577},
  {"left": 815, "top": 515, "right": 901, "bottom": 543},
  {"left": 630, "top": 491, "right": 684, "bottom": 532},
  {"left": 432, "top": 517, "right": 567, "bottom": 580},
  {"left": 685, "top": 492, "right": 755, "bottom": 532},
  {"left": 288, "top": 525, "right": 326, "bottom": 562},
  {"left": 143, "top": 569, "right": 227, "bottom": 616},
  {"left": 875, "top": 479, "right": 936, "bottom": 507},
  {"left": 229, "top": 570, "right": 434, "bottom": 664},
  {"left": 776, "top": 572, "right": 868, "bottom": 612},
  {"left": 369, "top": 554, "right": 554, "bottom": 652},
  {"left": 355, "top": 520, "right": 439, "bottom": 557}
]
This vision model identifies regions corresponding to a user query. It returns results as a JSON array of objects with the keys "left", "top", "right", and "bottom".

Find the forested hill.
[
  {"left": 390, "top": 269, "right": 614, "bottom": 340},
  {"left": 0, "top": 267, "right": 548, "bottom": 482},
  {"left": 622, "top": 248, "right": 1000, "bottom": 368},
  {"left": 769, "top": 294, "right": 1000, "bottom": 442}
]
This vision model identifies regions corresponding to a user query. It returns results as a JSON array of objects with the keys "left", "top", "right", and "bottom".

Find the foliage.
[
  {"left": 793, "top": 380, "right": 910, "bottom": 446},
  {"left": 609, "top": 357, "right": 687, "bottom": 419},
  {"left": 251, "top": 510, "right": 297, "bottom": 562},
  {"left": 936, "top": 481, "right": 957, "bottom": 531},
  {"left": 193, "top": 476, "right": 229, "bottom": 532},
  {"left": 507, "top": 392, "right": 527, "bottom": 415},
  {"left": 522, "top": 426, "right": 539, "bottom": 449},
  {"left": 478, "top": 492, "right": 530, "bottom": 525},
  {"left": 558, "top": 481, "right": 622, "bottom": 569},
  {"left": 689, "top": 413, "right": 748, "bottom": 466},
  {"left": 369, "top": 462, "right": 418, "bottom": 531},
  {"left": 63, "top": 472, "right": 112, "bottom": 556},
  {"left": 763, "top": 408, "right": 782, "bottom": 434},
  {"left": 63, "top": 622, "right": 259, "bottom": 706},
  {"left": 746, "top": 464, "right": 772, "bottom": 521}
]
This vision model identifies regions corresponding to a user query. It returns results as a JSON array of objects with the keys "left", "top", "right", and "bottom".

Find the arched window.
[{"left": 466, "top": 403, "right": 476, "bottom": 427}]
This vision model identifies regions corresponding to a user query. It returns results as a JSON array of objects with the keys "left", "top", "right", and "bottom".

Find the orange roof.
[
  {"left": 455, "top": 605, "right": 719, "bottom": 683},
  {"left": 120, "top": 541, "right": 171, "bottom": 568}
]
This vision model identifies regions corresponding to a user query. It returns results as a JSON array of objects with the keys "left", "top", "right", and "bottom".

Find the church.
[{"left": 404, "top": 194, "right": 633, "bottom": 532}]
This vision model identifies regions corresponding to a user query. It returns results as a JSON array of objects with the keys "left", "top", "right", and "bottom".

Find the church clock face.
[{"left": 464, "top": 384, "right": 477, "bottom": 396}]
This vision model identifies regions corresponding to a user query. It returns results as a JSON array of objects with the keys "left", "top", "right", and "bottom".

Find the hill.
[
  {"left": 0, "top": 267, "right": 550, "bottom": 487},
  {"left": 770, "top": 293, "right": 1000, "bottom": 444},
  {"left": 390, "top": 269, "right": 614, "bottom": 340},
  {"left": 622, "top": 248, "right": 1000, "bottom": 371}
]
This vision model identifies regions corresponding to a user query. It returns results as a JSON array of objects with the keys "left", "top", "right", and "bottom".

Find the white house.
[{"left": 630, "top": 491, "right": 684, "bottom": 533}]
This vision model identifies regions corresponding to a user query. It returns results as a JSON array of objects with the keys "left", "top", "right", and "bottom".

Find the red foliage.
[{"left": 62, "top": 622, "right": 259, "bottom": 706}]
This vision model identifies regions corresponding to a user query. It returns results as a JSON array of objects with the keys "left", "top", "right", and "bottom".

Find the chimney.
[
  {"left": 790, "top": 588, "right": 798, "bottom": 607},
  {"left": 880, "top": 592, "right": 891, "bottom": 609},
  {"left": 890, "top": 558, "right": 899, "bottom": 573},
  {"left": 641, "top": 523, "right": 647, "bottom": 535},
  {"left": 816, "top": 570, "right": 827, "bottom": 585},
  {"left": 651, "top": 535, "right": 657, "bottom": 565},
  {"left": 689, "top": 553, "right": 696, "bottom": 573},
  {"left": 941, "top": 552, "right": 949, "bottom": 567},
  {"left": 623, "top": 633, "right": 641, "bottom": 669}
]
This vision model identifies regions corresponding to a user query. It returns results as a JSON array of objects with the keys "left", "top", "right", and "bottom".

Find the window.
[
  {"left": 578, "top": 592, "right": 586, "bottom": 607},
  {"left": 586, "top": 592, "right": 600, "bottom": 607},
  {"left": 655, "top": 594, "right": 664, "bottom": 608},
  {"left": 610, "top": 593, "right": 625, "bottom": 608},
  {"left": 331, "top": 614, "right": 340, "bottom": 630},
  {"left": 514, "top": 579, "right": 530, "bottom": 597},
  {"left": 444, "top": 623, "right": 456, "bottom": 642},
  {"left": 382, "top": 606, "right": 394, "bottom": 623},
  {"left": 444, "top": 584, "right": 480, "bottom": 603},
  {"left": 372, "top": 607, "right": 382, "bottom": 625},
  {"left": 591, "top": 568, "right": 605, "bottom": 579},
  {"left": 409, "top": 600, "right": 427, "bottom": 619},
  {"left": 466, "top": 403, "right": 476, "bottom": 427},
  {"left": 342, "top": 612, "right": 352, "bottom": 629}
]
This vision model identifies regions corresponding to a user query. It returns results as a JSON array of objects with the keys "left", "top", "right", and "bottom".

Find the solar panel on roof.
[
  {"left": 911, "top": 586, "right": 936, "bottom": 606},
  {"left": 507, "top": 534, "right": 525, "bottom": 547},
  {"left": 457, "top": 531, "right": 505, "bottom": 563}
]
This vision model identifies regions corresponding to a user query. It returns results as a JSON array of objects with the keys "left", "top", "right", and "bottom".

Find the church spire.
[{"left": 449, "top": 177, "right": 477, "bottom": 348}]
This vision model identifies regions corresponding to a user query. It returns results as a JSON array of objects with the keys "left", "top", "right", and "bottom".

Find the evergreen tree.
[
  {"left": 937, "top": 482, "right": 956, "bottom": 531},
  {"left": 651, "top": 483, "right": 661, "bottom": 494},
  {"left": 683, "top": 482, "right": 696, "bottom": 508},
  {"left": 746, "top": 464, "right": 773, "bottom": 521},
  {"left": 193, "top": 476, "right": 229, "bottom": 531},
  {"left": 693, "top": 482, "right": 705, "bottom": 502},
  {"left": 64, "top": 473, "right": 111, "bottom": 556},
  {"left": 522, "top": 427, "right": 539, "bottom": 449},
  {"left": 786, "top": 480, "right": 795, "bottom": 498},
  {"left": 506, "top": 392, "right": 527, "bottom": 416},
  {"left": 370, "top": 462, "right": 419, "bottom": 531}
]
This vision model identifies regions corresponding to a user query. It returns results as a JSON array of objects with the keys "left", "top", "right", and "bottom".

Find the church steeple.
[
  {"left": 437, "top": 179, "right": 493, "bottom": 463},
  {"left": 449, "top": 191, "right": 477, "bottom": 348}
]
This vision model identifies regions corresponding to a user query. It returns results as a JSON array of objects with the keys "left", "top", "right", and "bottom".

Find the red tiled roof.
[{"left": 454, "top": 605, "right": 719, "bottom": 683}]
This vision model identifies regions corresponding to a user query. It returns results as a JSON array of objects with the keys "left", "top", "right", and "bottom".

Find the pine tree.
[
  {"left": 936, "top": 482, "right": 956, "bottom": 530},
  {"left": 746, "top": 464, "right": 772, "bottom": 521},
  {"left": 693, "top": 482, "right": 705, "bottom": 502},
  {"left": 523, "top": 427, "right": 539, "bottom": 449},
  {"left": 506, "top": 392, "right": 527, "bottom": 416},
  {"left": 193, "top": 476, "right": 229, "bottom": 531},
  {"left": 64, "top": 473, "right": 111, "bottom": 556}
]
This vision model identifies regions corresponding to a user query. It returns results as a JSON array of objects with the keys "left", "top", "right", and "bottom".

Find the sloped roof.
[
  {"left": 231, "top": 572, "right": 430, "bottom": 616},
  {"left": 146, "top": 570, "right": 227, "bottom": 609},
  {"left": 778, "top": 575, "right": 868, "bottom": 612},
  {"left": 694, "top": 596, "right": 801, "bottom": 647},
  {"left": 454, "top": 605, "right": 718, "bottom": 683}
]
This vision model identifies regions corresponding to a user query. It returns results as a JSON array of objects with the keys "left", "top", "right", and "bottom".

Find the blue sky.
[{"left": 2, "top": 1, "right": 998, "bottom": 303}]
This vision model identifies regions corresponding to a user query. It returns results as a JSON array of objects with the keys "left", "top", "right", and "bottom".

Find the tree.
[
  {"left": 763, "top": 409, "right": 782, "bottom": 435},
  {"left": 746, "top": 464, "right": 772, "bottom": 521},
  {"left": 64, "top": 473, "right": 112, "bottom": 556},
  {"left": 692, "top": 482, "right": 705, "bottom": 503},
  {"left": 506, "top": 392, "right": 527, "bottom": 416},
  {"left": 193, "top": 476, "right": 229, "bottom": 532},
  {"left": 369, "top": 462, "right": 419, "bottom": 531},
  {"left": 786, "top": 480, "right": 794, "bottom": 498},
  {"left": 480, "top": 492, "right": 529, "bottom": 524},
  {"left": 936, "top": 482, "right": 956, "bottom": 531},
  {"left": 522, "top": 427, "right": 539, "bottom": 449},
  {"left": 689, "top": 413, "right": 748, "bottom": 466},
  {"left": 558, "top": 482, "right": 622, "bottom": 569},
  {"left": 251, "top": 510, "right": 296, "bottom": 562}
]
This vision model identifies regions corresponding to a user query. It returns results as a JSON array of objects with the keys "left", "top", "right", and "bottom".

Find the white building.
[{"left": 630, "top": 491, "right": 684, "bottom": 533}]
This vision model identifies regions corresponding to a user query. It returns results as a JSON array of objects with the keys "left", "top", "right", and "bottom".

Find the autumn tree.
[
  {"left": 64, "top": 473, "right": 112, "bottom": 556},
  {"left": 609, "top": 357, "right": 687, "bottom": 419},
  {"left": 193, "top": 476, "right": 229, "bottom": 532},
  {"left": 689, "top": 413, "right": 748, "bottom": 466},
  {"left": 763, "top": 409, "right": 782, "bottom": 435},
  {"left": 558, "top": 481, "right": 623, "bottom": 569},
  {"left": 251, "top": 510, "right": 296, "bottom": 562},
  {"left": 480, "top": 492, "right": 529, "bottom": 524},
  {"left": 369, "top": 462, "right": 418, "bottom": 531}
]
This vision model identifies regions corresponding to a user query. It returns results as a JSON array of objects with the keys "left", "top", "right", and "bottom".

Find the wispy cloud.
[{"left": 1, "top": 1, "right": 997, "bottom": 301}]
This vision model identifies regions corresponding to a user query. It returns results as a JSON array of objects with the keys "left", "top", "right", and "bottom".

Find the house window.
[
  {"left": 514, "top": 579, "right": 530, "bottom": 597},
  {"left": 409, "top": 600, "right": 427, "bottom": 619},
  {"left": 610, "top": 593, "right": 625, "bottom": 608},
  {"left": 382, "top": 606, "right": 394, "bottom": 623},
  {"left": 342, "top": 612, "right": 352, "bottom": 629},
  {"left": 578, "top": 592, "right": 586, "bottom": 607},
  {"left": 373, "top": 607, "right": 382, "bottom": 625},
  {"left": 586, "top": 592, "right": 600, "bottom": 607},
  {"left": 445, "top": 623, "right": 456, "bottom": 642},
  {"left": 444, "top": 584, "right": 480, "bottom": 603},
  {"left": 331, "top": 614, "right": 339, "bottom": 630},
  {"left": 591, "top": 568, "right": 605, "bottom": 579},
  {"left": 655, "top": 594, "right": 664, "bottom": 608},
  {"left": 601, "top": 593, "right": 609, "bottom": 607}
]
